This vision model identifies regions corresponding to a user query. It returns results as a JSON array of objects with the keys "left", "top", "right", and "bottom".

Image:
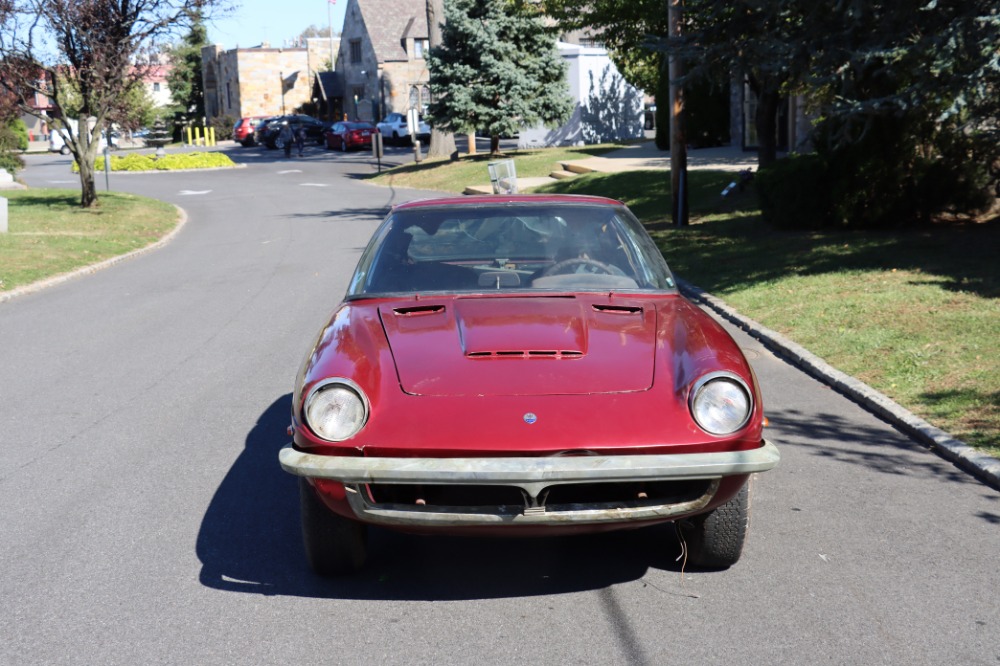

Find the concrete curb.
[
  {"left": 0, "top": 205, "right": 189, "bottom": 305},
  {"left": 678, "top": 278, "right": 1000, "bottom": 490}
]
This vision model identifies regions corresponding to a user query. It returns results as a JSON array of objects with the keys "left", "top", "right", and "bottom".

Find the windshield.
[{"left": 347, "top": 203, "right": 676, "bottom": 297}]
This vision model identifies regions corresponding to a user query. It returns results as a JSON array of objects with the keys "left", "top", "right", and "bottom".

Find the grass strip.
[{"left": 0, "top": 189, "right": 179, "bottom": 292}]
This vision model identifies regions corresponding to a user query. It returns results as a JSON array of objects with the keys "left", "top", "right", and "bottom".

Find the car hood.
[{"left": 379, "top": 296, "right": 655, "bottom": 396}]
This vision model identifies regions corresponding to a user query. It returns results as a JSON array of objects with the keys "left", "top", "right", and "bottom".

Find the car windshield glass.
[{"left": 347, "top": 203, "right": 676, "bottom": 296}]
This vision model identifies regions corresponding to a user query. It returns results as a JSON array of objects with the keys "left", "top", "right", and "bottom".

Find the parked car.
[
  {"left": 278, "top": 194, "right": 780, "bottom": 575},
  {"left": 255, "top": 115, "right": 326, "bottom": 149},
  {"left": 234, "top": 116, "right": 269, "bottom": 146},
  {"left": 324, "top": 121, "right": 377, "bottom": 152},
  {"left": 376, "top": 112, "right": 431, "bottom": 144}
]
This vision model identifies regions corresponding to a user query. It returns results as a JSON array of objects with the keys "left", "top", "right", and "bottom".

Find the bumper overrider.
[{"left": 279, "top": 441, "right": 780, "bottom": 528}]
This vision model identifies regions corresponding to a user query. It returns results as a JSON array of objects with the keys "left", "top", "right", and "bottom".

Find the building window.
[
  {"left": 153, "top": 82, "right": 161, "bottom": 92},
  {"left": 414, "top": 40, "right": 423, "bottom": 59},
  {"left": 350, "top": 39, "right": 362, "bottom": 64}
]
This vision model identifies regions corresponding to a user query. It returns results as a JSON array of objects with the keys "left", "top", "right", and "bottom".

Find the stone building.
[
  {"left": 201, "top": 38, "right": 338, "bottom": 121},
  {"left": 337, "top": 0, "right": 430, "bottom": 123}
]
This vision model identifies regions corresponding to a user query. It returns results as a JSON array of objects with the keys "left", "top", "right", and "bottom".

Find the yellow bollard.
[
  {"left": 186, "top": 127, "right": 192, "bottom": 146},
  {"left": 209, "top": 127, "right": 216, "bottom": 147},
  {"left": 194, "top": 126, "right": 202, "bottom": 146}
]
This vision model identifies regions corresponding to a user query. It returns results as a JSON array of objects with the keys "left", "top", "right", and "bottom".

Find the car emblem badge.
[{"left": 523, "top": 412, "right": 538, "bottom": 424}]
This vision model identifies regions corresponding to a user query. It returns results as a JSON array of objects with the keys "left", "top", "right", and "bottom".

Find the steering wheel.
[{"left": 542, "top": 257, "right": 623, "bottom": 277}]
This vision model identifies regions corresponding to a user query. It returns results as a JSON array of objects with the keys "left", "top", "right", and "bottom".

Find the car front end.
[{"left": 280, "top": 195, "right": 779, "bottom": 574}]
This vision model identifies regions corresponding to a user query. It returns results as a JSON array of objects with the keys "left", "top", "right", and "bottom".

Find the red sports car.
[
  {"left": 324, "top": 121, "right": 376, "bottom": 151},
  {"left": 280, "top": 194, "right": 779, "bottom": 575}
]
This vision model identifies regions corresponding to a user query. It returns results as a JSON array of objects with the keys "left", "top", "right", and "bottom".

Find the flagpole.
[{"left": 328, "top": 0, "right": 335, "bottom": 72}]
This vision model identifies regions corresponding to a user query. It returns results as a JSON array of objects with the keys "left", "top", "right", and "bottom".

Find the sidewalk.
[{"left": 464, "top": 141, "right": 760, "bottom": 194}]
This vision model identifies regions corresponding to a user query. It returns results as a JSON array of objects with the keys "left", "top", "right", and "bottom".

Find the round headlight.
[
  {"left": 304, "top": 380, "right": 369, "bottom": 441},
  {"left": 690, "top": 373, "right": 752, "bottom": 435}
]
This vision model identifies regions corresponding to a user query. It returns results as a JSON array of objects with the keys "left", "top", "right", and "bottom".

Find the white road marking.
[
  {"left": 300, "top": 183, "right": 329, "bottom": 187},
  {"left": 178, "top": 190, "right": 212, "bottom": 196},
  {"left": 277, "top": 169, "right": 302, "bottom": 174}
]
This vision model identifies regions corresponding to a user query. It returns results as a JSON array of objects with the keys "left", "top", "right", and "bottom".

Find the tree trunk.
[
  {"left": 755, "top": 90, "right": 781, "bottom": 169},
  {"left": 490, "top": 134, "right": 500, "bottom": 155},
  {"left": 425, "top": 0, "right": 457, "bottom": 160},
  {"left": 668, "top": 0, "right": 687, "bottom": 227},
  {"left": 75, "top": 131, "right": 100, "bottom": 208},
  {"left": 427, "top": 0, "right": 458, "bottom": 159}
]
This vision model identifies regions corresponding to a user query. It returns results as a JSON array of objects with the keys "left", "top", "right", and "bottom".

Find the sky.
[{"left": 206, "top": 0, "right": 348, "bottom": 50}]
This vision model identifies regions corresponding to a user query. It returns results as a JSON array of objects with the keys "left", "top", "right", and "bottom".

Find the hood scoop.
[{"left": 379, "top": 296, "right": 656, "bottom": 396}]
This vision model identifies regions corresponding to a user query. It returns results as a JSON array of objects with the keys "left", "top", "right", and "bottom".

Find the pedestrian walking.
[
  {"left": 295, "top": 125, "right": 306, "bottom": 157},
  {"left": 279, "top": 123, "right": 293, "bottom": 158}
]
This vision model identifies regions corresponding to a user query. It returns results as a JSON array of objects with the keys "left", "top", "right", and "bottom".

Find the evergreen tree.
[
  {"left": 166, "top": 11, "right": 208, "bottom": 122},
  {"left": 426, "top": 0, "right": 573, "bottom": 155}
]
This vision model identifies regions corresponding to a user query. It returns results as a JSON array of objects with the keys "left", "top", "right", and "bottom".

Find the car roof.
[{"left": 392, "top": 194, "right": 625, "bottom": 211}]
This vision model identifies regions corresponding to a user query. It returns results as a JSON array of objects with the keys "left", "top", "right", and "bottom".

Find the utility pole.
[
  {"left": 668, "top": 0, "right": 688, "bottom": 227},
  {"left": 425, "top": 0, "right": 457, "bottom": 159}
]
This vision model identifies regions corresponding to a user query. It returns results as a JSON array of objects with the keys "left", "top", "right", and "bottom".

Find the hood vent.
[
  {"left": 393, "top": 304, "right": 445, "bottom": 316},
  {"left": 467, "top": 350, "right": 585, "bottom": 359},
  {"left": 592, "top": 304, "right": 643, "bottom": 315}
]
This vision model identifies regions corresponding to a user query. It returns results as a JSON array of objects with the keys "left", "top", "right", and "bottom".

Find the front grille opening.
[
  {"left": 543, "top": 480, "right": 710, "bottom": 510},
  {"left": 367, "top": 483, "right": 525, "bottom": 508}
]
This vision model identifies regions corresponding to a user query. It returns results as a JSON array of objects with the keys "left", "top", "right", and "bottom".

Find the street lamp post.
[{"left": 280, "top": 71, "right": 286, "bottom": 115}]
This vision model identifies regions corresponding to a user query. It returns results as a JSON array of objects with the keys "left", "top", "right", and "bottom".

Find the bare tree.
[{"left": 0, "top": 0, "right": 230, "bottom": 207}]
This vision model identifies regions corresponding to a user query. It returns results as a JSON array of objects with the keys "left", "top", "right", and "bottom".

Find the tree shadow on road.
[
  {"left": 766, "top": 406, "right": 994, "bottom": 490},
  {"left": 196, "top": 394, "right": 695, "bottom": 600}
]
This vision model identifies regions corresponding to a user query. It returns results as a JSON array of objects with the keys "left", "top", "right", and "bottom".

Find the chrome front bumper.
[{"left": 279, "top": 440, "right": 780, "bottom": 527}]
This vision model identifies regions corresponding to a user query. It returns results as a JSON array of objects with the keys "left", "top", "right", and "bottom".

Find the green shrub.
[
  {"left": 0, "top": 124, "right": 26, "bottom": 175},
  {"left": 755, "top": 153, "right": 833, "bottom": 229},
  {"left": 813, "top": 115, "right": 993, "bottom": 228},
  {"left": 210, "top": 115, "right": 236, "bottom": 141},
  {"left": 75, "top": 151, "right": 236, "bottom": 172},
  {"left": 8, "top": 119, "right": 30, "bottom": 151}
]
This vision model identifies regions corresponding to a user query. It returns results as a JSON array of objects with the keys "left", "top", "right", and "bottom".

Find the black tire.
[
  {"left": 680, "top": 479, "right": 750, "bottom": 569},
  {"left": 60, "top": 145, "right": 70, "bottom": 155},
  {"left": 299, "top": 479, "right": 367, "bottom": 576},
  {"left": 340, "top": 139, "right": 347, "bottom": 152},
  {"left": 391, "top": 131, "right": 399, "bottom": 144}
]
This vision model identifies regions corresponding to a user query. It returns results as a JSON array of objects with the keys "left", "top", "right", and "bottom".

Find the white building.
[{"left": 518, "top": 41, "right": 645, "bottom": 149}]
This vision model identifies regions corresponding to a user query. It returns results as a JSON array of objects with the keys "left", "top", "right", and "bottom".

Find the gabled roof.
[{"left": 356, "top": 0, "right": 428, "bottom": 63}]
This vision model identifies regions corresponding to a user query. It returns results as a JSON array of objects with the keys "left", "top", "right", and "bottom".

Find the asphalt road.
[{"left": 2, "top": 143, "right": 998, "bottom": 665}]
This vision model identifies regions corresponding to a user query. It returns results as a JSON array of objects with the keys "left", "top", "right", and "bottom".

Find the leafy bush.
[
  {"left": 75, "top": 151, "right": 236, "bottom": 172},
  {"left": 755, "top": 153, "right": 833, "bottom": 229},
  {"left": 815, "top": 116, "right": 992, "bottom": 228},
  {"left": 0, "top": 123, "right": 26, "bottom": 175},
  {"left": 8, "top": 119, "right": 29, "bottom": 151},
  {"left": 210, "top": 114, "right": 236, "bottom": 142},
  {"left": 758, "top": 116, "right": 995, "bottom": 230}
]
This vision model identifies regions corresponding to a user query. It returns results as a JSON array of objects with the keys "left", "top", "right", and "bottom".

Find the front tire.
[
  {"left": 340, "top": 139, "right": 347, "bottom": 152},
  {"left": 299, "top": 479, "right": 367, "bottom": 576},
  {"left": 679, "top": 479, "right": 751, "bottom": 569}
]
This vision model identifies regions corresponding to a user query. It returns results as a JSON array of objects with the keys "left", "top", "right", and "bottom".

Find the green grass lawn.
[
  {"left": 533, "top": 170, "right": 999, "bottom": 457},
  {"left": 367, "top": 144, "right": 626, "bottom": 192},
  {"left": 0, "top": 189, "right": 179, "bottom": 292}
]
